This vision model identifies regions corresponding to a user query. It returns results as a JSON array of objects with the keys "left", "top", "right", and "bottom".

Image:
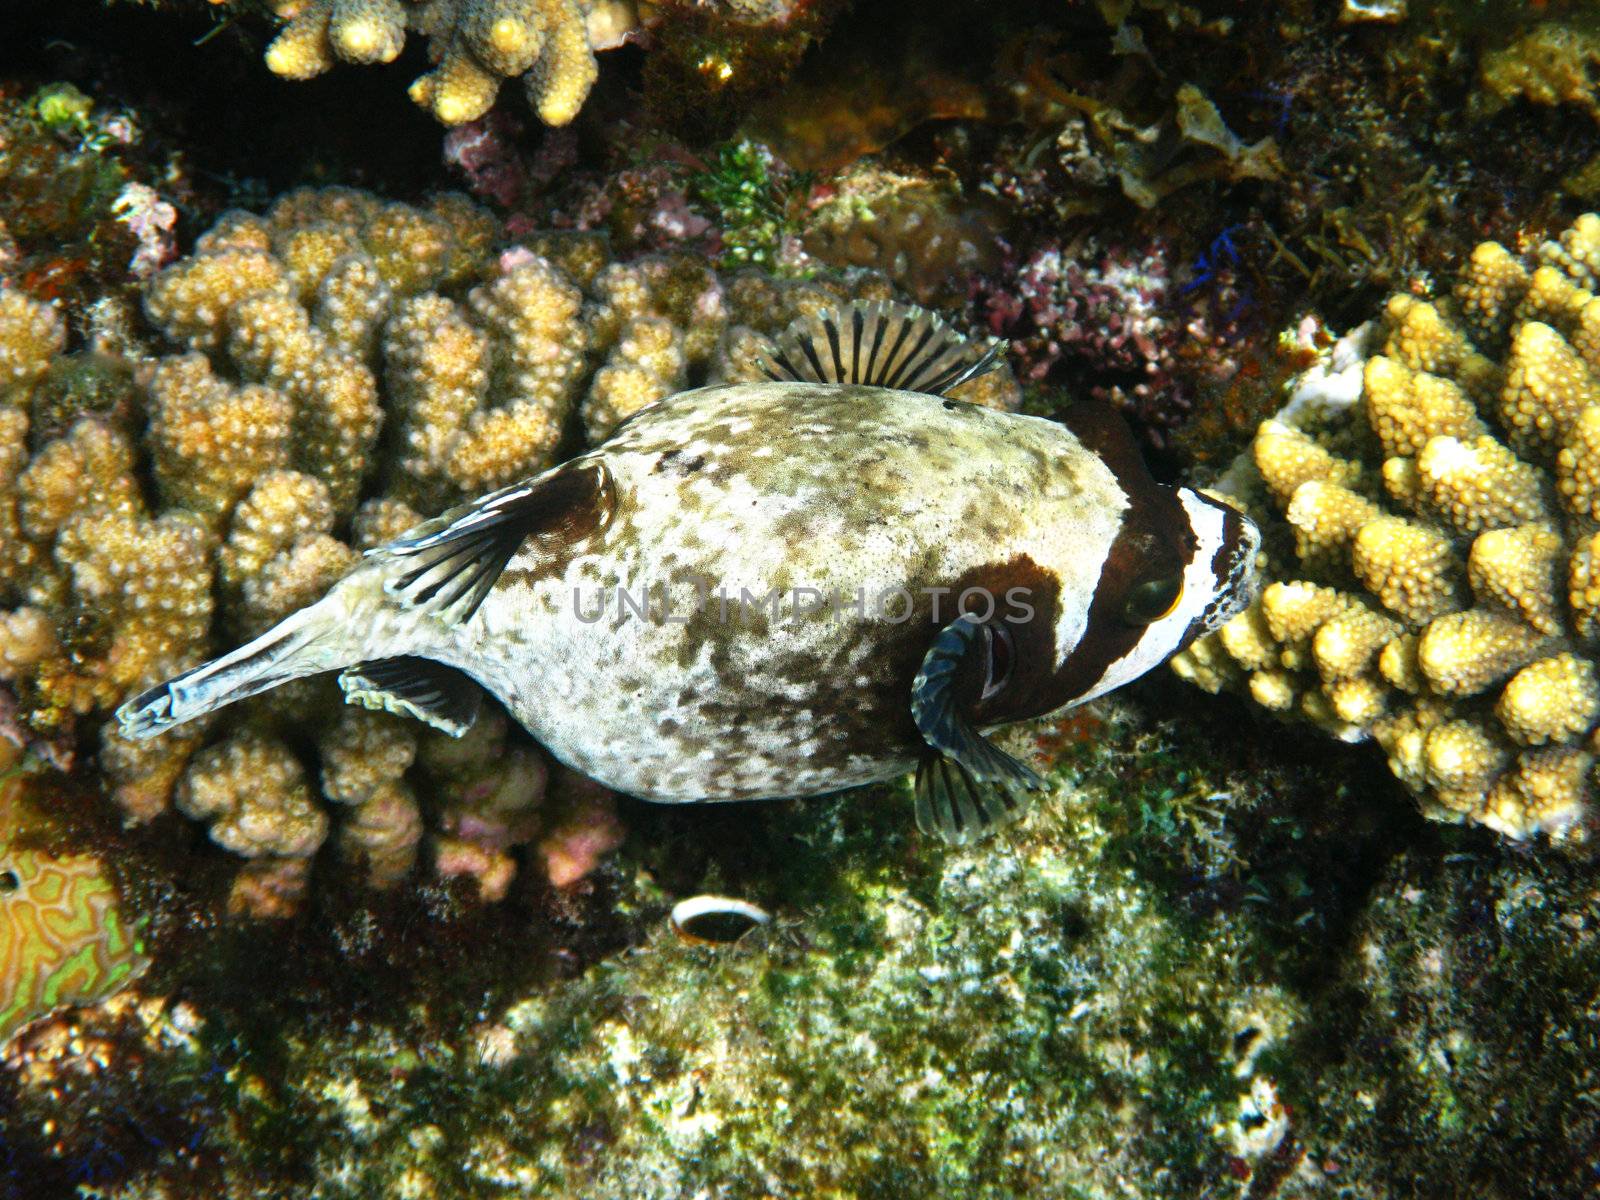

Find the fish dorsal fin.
[
  {"left": 910, "top": 613, "right": 1046, "bottom": 844},
  {"left": 373, "top": 460, "right": 614, "bottom": 626},
  {"left": 338, "top": 656, "right": 482, "bottom": 736},
  {"left": 761, "top": 301, "right": 1006, "bottom": 397}
]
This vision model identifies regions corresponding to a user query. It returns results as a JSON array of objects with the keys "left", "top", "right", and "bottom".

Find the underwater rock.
[
  {"left": 1295, "top": 844, "right": 1600, "bottom": 1197},
  {"left": 141, "top": 707, "right": 1346, "bottom": 1197},
  {"left": 800, "top": 161, "right": 1006, "bottom": 307},
  {"left": 1173, "top": 212, "right": 1600, "bottom": 843},
  {"left": 1476, "top": 20, "right": 1600, "bottom": 127},
  {"left": 0, "top": 83, "right": 183, "bottom": 318},
  {"left": 978, "top": 236, "right": 1237, "bottom": 449}
]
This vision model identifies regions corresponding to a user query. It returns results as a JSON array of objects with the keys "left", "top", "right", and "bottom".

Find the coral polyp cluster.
[
  {"left": 1174, "top": 213, "right": 1600, "bottom": 841},
  {"left": 264, "top": 0, "right": 614, "bottom": 126}
]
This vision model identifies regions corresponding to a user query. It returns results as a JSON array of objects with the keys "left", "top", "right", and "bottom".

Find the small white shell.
[{"left": 669, "top": 895, "right": 772, "bottom": 945}]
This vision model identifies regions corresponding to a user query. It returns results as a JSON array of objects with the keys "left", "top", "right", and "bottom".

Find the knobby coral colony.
[
  {"left": 263, "top": 0, "right": 631, "bottom": 126},
  {"left": 1173, "top": 213, "right": 1600, "bottom": 843},
  {"left": 0, "top": 185, "right": 1015, "bottom": 915}
]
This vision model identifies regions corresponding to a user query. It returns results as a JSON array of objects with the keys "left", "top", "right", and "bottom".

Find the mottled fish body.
[{"left": 119, "top": 303, "right": 1259, "bottom": 841}]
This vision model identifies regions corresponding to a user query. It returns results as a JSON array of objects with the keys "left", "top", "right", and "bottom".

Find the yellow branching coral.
[
  {"left": 584, "top": 316, "right": 685, "bottom": 443},
  {"left": 1252, "top": 420, "right": 1361, "bottom": 505},
  {"left": 146, "top": 356, "right": 295, "bottom": 520},
  {"left": 265, "top": 0, "right": 614, "bottom": 127},
  {"left": 0, "top": 291, "right": 65, "bottom": 403},
  {"left": 175, "top": 730, "right": 328, "bottom": 860},
  {"left": 1173, "top": 213, "right": 1600, "bottom": 842},
  {"left": 141, "top": 190, "right": 583, "bottom": 517},
  {"left": 4, "top": 189, "right": 990, "bottom": 913},
  {"left": 1497, "top": 653, "right": 1600, "bottom": 746}
]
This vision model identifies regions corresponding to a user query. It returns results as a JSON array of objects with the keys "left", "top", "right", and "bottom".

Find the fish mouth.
[
  {"left": 1215, "top": 511, "right": 1263, "bottom": 628},
  {"left": 1188, "top": 498, "right": 1261, "bottom": 640}
]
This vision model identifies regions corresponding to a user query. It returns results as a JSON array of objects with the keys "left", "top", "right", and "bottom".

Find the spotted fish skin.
[
  {"left": 426, "top": 379, "right": 1251, "bottom": 802},
  {"left": 445, "top": 382, "right": 1123, "bottom": 800},
  {"left": 118, "top": 304, "right": 1259, "bottom": 828}
]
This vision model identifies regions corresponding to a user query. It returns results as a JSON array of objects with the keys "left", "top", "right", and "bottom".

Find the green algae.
[
  {"left": 130, "top": 690, "right": 1399, "bottom": 1198},
  {"left": 689, "top": 138, "right": 807, "bottom": 273}
]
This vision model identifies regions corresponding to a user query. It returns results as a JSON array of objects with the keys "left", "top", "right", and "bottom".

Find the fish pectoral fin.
[
  {"left": 370, "top": 460, "right": 614, "bottom": 626},
  {"left": 760, "top": 300, "right": 1005, "bottom": 398},
  {"left": 338, "top": 656, "right": 483, "bottom": 736},
  {"left": 914, "top": 753, "right": 1037, "bottom": 844},
  {"left": 910, "top": 613, "right": 1046, "bottom": 843}
]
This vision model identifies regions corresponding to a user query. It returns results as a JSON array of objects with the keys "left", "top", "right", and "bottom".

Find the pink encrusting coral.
[{"left": 537, "top": 769, "right": 627, "bottom": 889}]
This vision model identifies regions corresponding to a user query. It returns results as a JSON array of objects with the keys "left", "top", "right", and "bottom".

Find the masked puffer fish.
[{"left": 118, "top": 302, "right": 1259, "bottom": 843}]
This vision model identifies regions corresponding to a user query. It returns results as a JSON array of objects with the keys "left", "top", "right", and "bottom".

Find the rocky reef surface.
[{"left": 2, "top": 0, "right": 1600, "bottom": 1196}]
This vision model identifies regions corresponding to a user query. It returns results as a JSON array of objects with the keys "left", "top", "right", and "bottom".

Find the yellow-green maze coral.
[{"left": 0, "top": 788, "right": 148, "bottom": 1047}]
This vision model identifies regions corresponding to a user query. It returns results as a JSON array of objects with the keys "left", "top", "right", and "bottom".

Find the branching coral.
[
  {"left": 264, "top": 0, "right": 622, "bottom": 127},
  {"left": 1, "top": 186, "right": 1015, "bottom": 914},
  {"left": 1174, "top": 213, "right": 1600, "bottom": 842},
  {"left": 141, "top": 187, "right": 566, "bottom": 515},
  {"left": 574, "top": 245, "right": 1018, "bottom": 439}
]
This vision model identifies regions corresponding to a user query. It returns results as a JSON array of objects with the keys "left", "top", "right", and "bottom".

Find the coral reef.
[
  {"left": 24, "top": 707, "right": 1332, "bottom": 1197},
  {"left": 71, "top": 689, "right": 1593, "bottom": 1200},
  {"left": 1174, "top": 213, "right": 1600, "bottom": 842},
  {"left": 0, "top": 82, "right": 184, "bottom": 317},
  {"left": 800, "top": 160, "right": 1005, "bottom": 307},
  {"left": 3, "top": 696, "right": 1591, "bottom": 1198},
  {"left": 9, "top": 3, "right": 1600, "bottom": 1197},
  {"left": 264, "top": 0, "right": 622, "bottom": 127},
  {"left": 2, "top": 984, "right": 214, "bottom": 1191},
  {"left": 1475, "top": 20, "right": 1600, "bottom": 126},
  {"left": 978, "top": 236, "right": 1239, "bottom": 448}
]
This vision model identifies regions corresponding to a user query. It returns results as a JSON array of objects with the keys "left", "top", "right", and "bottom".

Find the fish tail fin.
[{"left": 115, "top": 606, "right": 350, "bottom": 740}]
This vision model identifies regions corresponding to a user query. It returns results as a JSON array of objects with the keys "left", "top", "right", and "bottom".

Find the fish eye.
[
  {"left": 981, "top": 623, "right": 1015, "bottom": 701},
  {"left": 1122, "top": 572, "right": 1184, "bottom": 625}
]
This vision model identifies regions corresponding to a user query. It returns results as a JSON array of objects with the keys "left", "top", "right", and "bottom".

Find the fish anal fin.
[
  {"left": 372, "top": 460, "right": 614, "bottom": 626},
  {"left": 910, "top": 613, "right": 1046, "bottom": 843},
  {"left": 761, "top": 301, "right": 1006, "bottom": 398},
  {"left": 338, "top": 656, "right": 483, "bottom": 736}
]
